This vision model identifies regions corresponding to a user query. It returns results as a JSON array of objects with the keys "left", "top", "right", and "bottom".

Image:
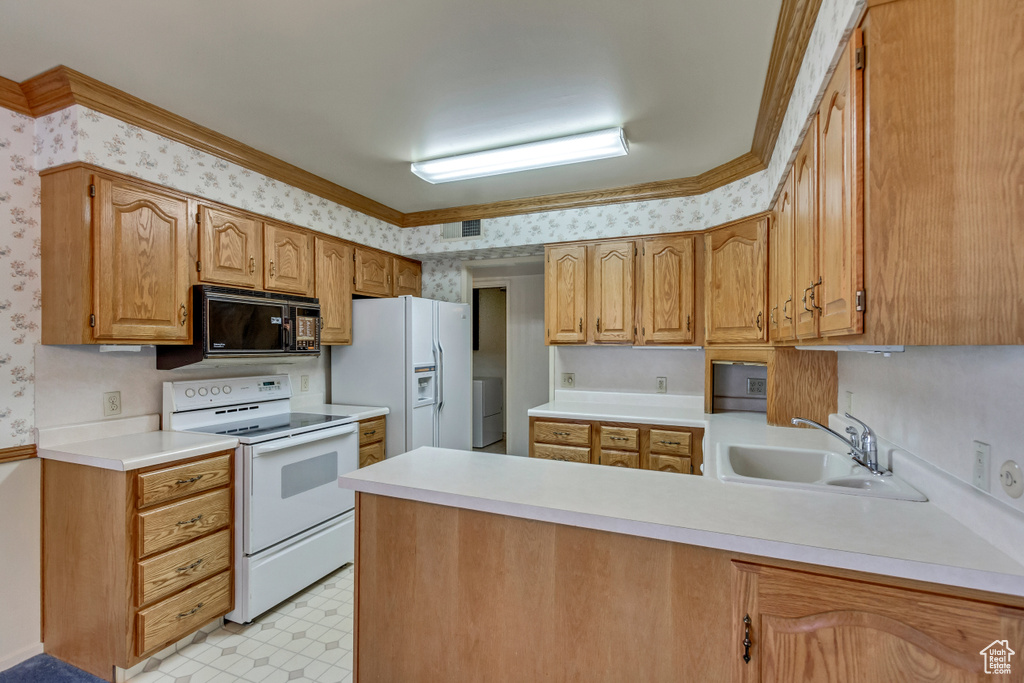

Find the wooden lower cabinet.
[
  {"left": 734, "top": 561, "right": 1024, "bottom": 682},
  {"left": 358, "top": 415, "right": 387, "bottom": 467},
  {"left": 43, "top": 450, "right": 234, "bottom": 681},
  {"left": 355, "top": 494, "right": 1024, "bottom": 682},
  {"left": 530, "top": 417, "right": 703, "bottom": 474}
]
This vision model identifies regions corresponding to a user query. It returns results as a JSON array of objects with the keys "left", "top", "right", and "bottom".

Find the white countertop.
[
  {"left": 301, "top": 404, "right": 389, "bottom": 421},
  {"left": 38, "top": 430, "right": 239, "bottom": 471},
  {"left": 340, "top": 432, "right": 1024, "bottom": 599},
  {"left": 528, "top": 391, "right": 709, "bottom": 428}
]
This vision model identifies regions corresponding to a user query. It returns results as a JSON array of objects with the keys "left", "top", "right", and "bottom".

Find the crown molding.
[{"left": 1, "top": 0, "right": 821, "bottom": 229}]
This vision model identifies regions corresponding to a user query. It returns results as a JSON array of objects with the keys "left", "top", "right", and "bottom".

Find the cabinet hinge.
[
  {"left": 89, "top": 314, "right": 95, "bottom": 327},
  {"left": 855, "top": 46, "right": 865, "bottom": 70},
  {"left": 196, "top": 260, "right": 202, "bottom": 272},
  {"left": 855, "top": 290, "right": 865, "bottom": 312},
  {"left": 88, "top": 184, "right": 95, "bottom": 197}
]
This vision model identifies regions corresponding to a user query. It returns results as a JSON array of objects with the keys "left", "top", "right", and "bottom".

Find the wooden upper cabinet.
[
  {"left": 354, "top": 246, "right": 393, "bottom": 297},
  {"left": 817, "top": 31, "right": 864, "bottom": 337},
  {"left": 263, "top": 222, "right": 313, "bottom": 296},
  {"left": 197, "top": 205, "right": 261, "bottom": 288},
  {"left": 639, "top": 234, "right": 695, "bottom": 345},
  {"left": 589, "top": 241, "right": 636, "bottom": 343},
  {"left": 93, "top": 177, "right": 191, "bottom": 342},
  {"left": 770, "top": 175, "right": 796, "bottom": 343},
  {"left": 545, "top": 244, "right": 587, "bottom": 344},
  {"left": 793, "top": 115, "right": 820, "bottom": 340},
  {"left": 735, "top": 561, "right": 1024, "bottom": 683},
  {"left": 392, "top": 258, "right": 422, "bottom": 297},
  {"left": 315, "top": 237, "right": 353, "bottom": 345},
  {"left": 704, "top": 216, "right": 768, "bottom": 344}
]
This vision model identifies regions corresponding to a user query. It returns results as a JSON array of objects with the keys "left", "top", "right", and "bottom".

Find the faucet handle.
[
  {"left": 844, "top": 425, "right": 860, "bottom": 446},
  {"left": 844, "top": 413, "right": 875, "bottom": 438}
]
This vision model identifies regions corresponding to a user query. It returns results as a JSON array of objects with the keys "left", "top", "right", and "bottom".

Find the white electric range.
[{"left": 163, "top": 374, "right": 359, "bottom": 623}]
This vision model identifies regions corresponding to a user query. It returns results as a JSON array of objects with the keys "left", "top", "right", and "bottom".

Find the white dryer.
[{"left": 472, "top": 377, "right": 503, "bottom": 448}]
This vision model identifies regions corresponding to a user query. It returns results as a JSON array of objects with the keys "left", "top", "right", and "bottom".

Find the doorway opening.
[{"left": 472, "top": 286, "right": 507, "bottom": 454}]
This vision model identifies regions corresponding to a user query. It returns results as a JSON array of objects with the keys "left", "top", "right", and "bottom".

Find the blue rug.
[{"left": 0, "top": 655, "right": 106, "bottom": 683}]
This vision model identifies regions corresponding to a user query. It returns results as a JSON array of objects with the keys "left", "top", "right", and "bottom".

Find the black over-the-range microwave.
[{"left": 156, "top": 285, "right": 321, "bottom": 370}]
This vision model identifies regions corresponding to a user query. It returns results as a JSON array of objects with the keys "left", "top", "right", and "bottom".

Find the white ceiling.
[{"left": 0, "top": 0, "right": 782, "bottom": 214}]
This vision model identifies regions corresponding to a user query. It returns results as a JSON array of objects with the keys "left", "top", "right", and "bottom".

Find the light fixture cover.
[{"left": 411, "top": 127, "right": 628, "bottom": 184}]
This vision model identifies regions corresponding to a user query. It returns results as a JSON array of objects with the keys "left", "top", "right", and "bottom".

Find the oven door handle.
[{"left": 250, "top": 423, "right": 357, "bottom": 456}]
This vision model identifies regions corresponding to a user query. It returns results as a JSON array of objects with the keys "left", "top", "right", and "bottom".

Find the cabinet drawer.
[
  {"left": 360, "top": 441, "right": 385, "bottom": 468},
  {"left": 136, "top": 529, "right": 231, "bottom": 607},
  {"left": 137, "top": 453, "right": 232, "bottom": 508},
  {"left": 599, "top": 450, "right": 639, "bottom": 468},
  {"left": 138, "top": 488, "right": 231, "bottom": 558},
  {"left": 600, "top": 426, "right": 638, "bottom": 451},
  {"left": 532, "top": 443, "right": 591, "bottom": 463},
  {"left": 649, "top": 429, "right": 692, "bottom": 456},
  {"left": 359, "top": 417, "right": 386, "bottom": 445},
  {"left": 136, "top": 570, "right": 232, "bottom": 656},
  {"left": 534, "top": 421, "right": 591, "bottom": 447},
  {"left": 649, "top": 454, "right": 692, "bottom": 475}
]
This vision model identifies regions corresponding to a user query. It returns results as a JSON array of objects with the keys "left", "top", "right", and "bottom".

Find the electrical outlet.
[
  {"left": 656, "top": 377, "right": 667, "bottom": 393},
  {"left": 561, "top": 373, "right": 575, "bottom": 388},
  {"left": 972, "top": 441, "right": 991, "bottom": 491},
  {"left": 300, "top": 375, "right": 310, "bottom": 392},
  {"left": 844, "top": 391, "right": 854, "bottom": 414},
  {"left": 746, "top": 378, "right": 767, "bottom": 397},
  {"left": 103, "top": 391, "right": 122, "bottom": 417}
]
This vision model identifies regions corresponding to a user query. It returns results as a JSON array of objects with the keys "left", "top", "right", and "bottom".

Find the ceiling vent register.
[{"left": 441, "top": 220, "right": 484, "bottom": 241}]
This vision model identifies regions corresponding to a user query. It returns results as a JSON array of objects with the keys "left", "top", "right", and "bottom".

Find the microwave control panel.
[{"left": 294, "top": 315, "right": 319, "bottom": 351}]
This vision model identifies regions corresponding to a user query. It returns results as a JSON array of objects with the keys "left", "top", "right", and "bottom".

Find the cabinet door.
[
  {"left": 639, "top": 235, "right": 695, "bottom": 344},
  {"left": 354, "top": 246, "right": 393, "bottom": 297},
  {"left": 817, "top": 32, "right": 864, "bottom": 337},
  {"left": 545, "top": 244, "right": 587, "bottom": 344},
  {"left": 704, "top": 217, "right": 768, "bottom": 344},
  {"left": 793, "top": 116, "right": 820, "bottom": 339},
  {"left": 198, "top": 205, "right": 261, "bottom": 288},
  {"left": 93, "top": 177, "right": 191, "bottom": 341},
  {"left": 263, "top": 222, "right": 313, "bottom": 295},
  {"left": 589, "top": 241, "right": 636, "bottom": 343},
  {"left": 770, "top": 174, "right": 796, "bottom": 342},
  {"left": 734, "top": 562, "right": 1024, "bottom": 683},
  {"left": 392, "top": 258, "right": 422, "bottom": 297},
  {"left": 315, "top": 237, "right": 352, "bottom": 345}
]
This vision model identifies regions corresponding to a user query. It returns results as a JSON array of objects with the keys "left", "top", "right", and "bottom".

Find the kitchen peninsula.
[{"left": 340, "top": 438, "right": 1024, "bottom": 681}]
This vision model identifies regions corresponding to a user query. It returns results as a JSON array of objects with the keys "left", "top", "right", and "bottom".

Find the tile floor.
[
  {"left": 128, "top": 565, "right": 354, "bottom": 683},
  {"left": 473, "top": 437, "right": 506, "bottom": 454}
]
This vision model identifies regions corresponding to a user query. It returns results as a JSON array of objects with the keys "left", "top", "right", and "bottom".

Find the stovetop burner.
[{"left": 188, "top": 412, "right": 351, "bottom": 441}]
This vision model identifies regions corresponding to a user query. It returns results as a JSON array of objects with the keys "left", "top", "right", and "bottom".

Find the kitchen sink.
[{"left": 717, "top": 444, "right": 927, "bottom": 501}]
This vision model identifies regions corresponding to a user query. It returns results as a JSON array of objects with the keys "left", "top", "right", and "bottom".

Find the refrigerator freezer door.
[{"left": 436, "top": 300, "right": 473, "bottom": 451}]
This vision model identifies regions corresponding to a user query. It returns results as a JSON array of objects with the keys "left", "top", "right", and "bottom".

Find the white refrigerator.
[{"left": 330, "top": 296, "right": 472, "bottom": 456}]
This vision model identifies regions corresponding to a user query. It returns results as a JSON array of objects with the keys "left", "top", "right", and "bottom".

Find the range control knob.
[
  {"left": 223, "top": 385, "right": 232, "bottom": 394},
  {"left": 211, "top": 386, "right": 220, "bottom": 395},
  {"left": 184, "top": 388, "right": 196, "bottom": 398},
  {"left": 198, "top": 387, "right": 208, "bottom": 397}
]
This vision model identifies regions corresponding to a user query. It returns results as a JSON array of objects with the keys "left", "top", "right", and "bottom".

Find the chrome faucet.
[{"left": 791, "top": 413, "right": 886, "bottom": 476}]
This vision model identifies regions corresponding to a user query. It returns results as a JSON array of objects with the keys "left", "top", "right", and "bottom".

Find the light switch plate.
[{"left": 561, "top": 373, "right": 575, "bottom": 388}]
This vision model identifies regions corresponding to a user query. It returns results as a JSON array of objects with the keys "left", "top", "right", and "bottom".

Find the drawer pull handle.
[
  {"left": 179, "top": 303, "right": 188, "bottom": 326},
  {"left": 249, "top": 256, "right": 256, "bottom": 274},
  {"left": 176, "top": 514, "right": 203, "bottom": 526},
  {"left": 177, "top": 602, "right": 205, "bottom": 619},
  {"left": 363, "top": 430, "right": 376, "bottom": 436},
  {"left": 175, "top": 558, "right": 204, "bottom": 573},
  {"left": 175, "top": 474, "right": 203, "bottom": 485},
  {"left": 610, "top": 436, "right": 629, "bottom": 441},
  {"left": 659, "top": 440, "right": 682, "bottom": 446},
  {"left": 553, "top": 431, "right": 570, "bottom": 436},
  {"left": 742, "top": 614, "right": 752, "bottom": 663}
]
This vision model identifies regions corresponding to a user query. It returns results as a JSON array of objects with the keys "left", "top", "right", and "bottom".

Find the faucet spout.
[{"left": 791, "top": 416, "right": 885, "bottom": 475}]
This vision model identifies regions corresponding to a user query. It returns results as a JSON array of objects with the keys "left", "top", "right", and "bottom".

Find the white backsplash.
[
  {"left": 838, "top": 346, "right": 1024, "bottom": 513},
  {"left": 553, "top": 346, "right": 705, "bottom": 397}
]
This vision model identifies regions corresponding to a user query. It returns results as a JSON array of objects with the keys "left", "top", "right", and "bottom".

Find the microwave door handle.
[{"left": 250, "top": 424, "right": 357, "bottom": 456}]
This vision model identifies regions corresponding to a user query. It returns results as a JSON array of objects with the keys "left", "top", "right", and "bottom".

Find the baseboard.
[{"left": 0, "top": 642, "right": 44, "bottom": 672}]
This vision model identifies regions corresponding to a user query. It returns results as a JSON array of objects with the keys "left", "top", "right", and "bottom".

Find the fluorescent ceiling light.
[{"left": 411, "top": 127, "right": 628, "bottom": 184}]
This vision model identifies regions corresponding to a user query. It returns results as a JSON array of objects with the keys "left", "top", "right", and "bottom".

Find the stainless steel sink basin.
[{"left": 717, "top": 444, "right": 927, "bottom": 501}]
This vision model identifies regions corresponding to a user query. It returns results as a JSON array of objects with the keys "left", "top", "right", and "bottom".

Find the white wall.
[
  {"left": 0, "top": 459, "right": 42, "bottom": 670},
  {"left": 474, "top": 288, "right": 507, "bottom": 431},
  {"left": 839, "top": 346, "right": 1024, "bottom": 513},
  {"left": 34, "top": 346, "right": 328, "bottom": 429},
  {"left": 505, "top": 274, "right": 548, "bottom": 457},
  {"left": 554, "top": 346, "right": 705, "bottom": 397}
]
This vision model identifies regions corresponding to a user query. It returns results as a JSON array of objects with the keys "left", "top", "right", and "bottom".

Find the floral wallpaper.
[
  {"left": 0, "top": 110, "right": 41, "bottom": 448},
  {"left": 33, "top": 107, "right": 403, "bottom": 253}
]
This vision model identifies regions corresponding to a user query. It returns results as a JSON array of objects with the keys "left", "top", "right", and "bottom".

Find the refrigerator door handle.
[{"left": 432, "top": 302, "right": 441, "bottom": 448}]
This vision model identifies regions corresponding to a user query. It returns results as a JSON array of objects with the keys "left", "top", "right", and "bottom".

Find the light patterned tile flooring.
[{"left": 129, "top": 565, "right": 354, "bottom": 683}]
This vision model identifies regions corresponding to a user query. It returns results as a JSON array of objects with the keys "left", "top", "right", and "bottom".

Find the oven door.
[{"left": 244, "top": 423, "right": 358, "bottom": 555}]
